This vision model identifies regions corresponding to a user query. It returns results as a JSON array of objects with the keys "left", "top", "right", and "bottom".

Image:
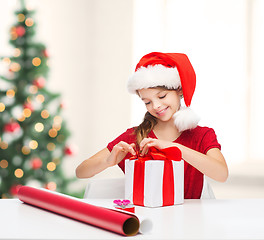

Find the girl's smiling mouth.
[{"left": 157, "top": 107, "right": 169, "bottom": 116}]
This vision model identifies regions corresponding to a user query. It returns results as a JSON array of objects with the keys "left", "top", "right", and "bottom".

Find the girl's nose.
[{"left": 152, "top": 100, "right": 161, "bottom": 110}]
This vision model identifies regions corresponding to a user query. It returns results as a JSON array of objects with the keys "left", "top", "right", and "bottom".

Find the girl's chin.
[{"left": 156, "top": 115, "right": 175, "bottom": 123}]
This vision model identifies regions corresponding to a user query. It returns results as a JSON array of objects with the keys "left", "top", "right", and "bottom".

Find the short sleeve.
[
  {"left": 200, "top": 128, "right": 221, "bottom": 154},
  {"left": 106, "top": 128, "right": 137, "bottom": 173},
  {"left": 107, "top": 128, "right": 137, "bottom": 152}
]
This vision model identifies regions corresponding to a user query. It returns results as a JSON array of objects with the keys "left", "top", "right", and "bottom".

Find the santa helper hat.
[{"left": 127, "top": 52, "right": 200, "bottom": 132}]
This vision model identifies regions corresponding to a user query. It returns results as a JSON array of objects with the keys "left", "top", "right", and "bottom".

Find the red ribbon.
[{"left": 130, "top": 147, "right": 182, "bottom": 206}]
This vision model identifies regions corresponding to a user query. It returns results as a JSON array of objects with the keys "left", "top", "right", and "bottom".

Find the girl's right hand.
[{"left": 106, "top": 141, "right": 136, "bottom": 166}]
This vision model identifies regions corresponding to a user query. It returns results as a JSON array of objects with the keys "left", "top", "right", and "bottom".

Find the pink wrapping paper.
[{"left": 18, "top": 186, "right": 139, "bottom": 236}]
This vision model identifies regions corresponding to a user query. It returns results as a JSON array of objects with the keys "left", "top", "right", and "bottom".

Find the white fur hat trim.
[
  {"left": 174, "top": 107, "right": 200, "bottom": 132},
  {"left": 127, "top": 64, "right": 181, "bottom": 93}
]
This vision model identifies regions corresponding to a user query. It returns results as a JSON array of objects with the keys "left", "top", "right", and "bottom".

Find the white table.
[{"left": 1, "top": 198, "right": 264, "bottom": 239}]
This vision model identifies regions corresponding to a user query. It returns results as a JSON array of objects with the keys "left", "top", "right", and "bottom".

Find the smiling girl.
[{"left": 76, "top": 52, "right": 228, "bottom": 199}]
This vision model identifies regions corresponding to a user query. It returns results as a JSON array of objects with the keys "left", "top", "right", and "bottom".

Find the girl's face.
[{"left": 138, "top": 87, "right": 182, "bottom": 123}]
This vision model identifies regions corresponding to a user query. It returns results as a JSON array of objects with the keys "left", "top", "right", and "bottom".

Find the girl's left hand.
[{"left": 139, "top": 138, "right": 174, "bottom": 155}]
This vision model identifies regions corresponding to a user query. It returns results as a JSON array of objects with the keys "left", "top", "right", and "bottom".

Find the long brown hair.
[{"left": 135, "top": 111, "right": 157, "bottom": 146}]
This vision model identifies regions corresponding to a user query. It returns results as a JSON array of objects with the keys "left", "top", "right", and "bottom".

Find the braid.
[{"left": 135, "top": 112, "right": 157, "bottom": 146}]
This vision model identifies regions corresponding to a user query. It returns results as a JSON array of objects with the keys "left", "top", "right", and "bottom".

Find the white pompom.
[{"left": 173, "top": 107, "right": 200, "bottom": 132}]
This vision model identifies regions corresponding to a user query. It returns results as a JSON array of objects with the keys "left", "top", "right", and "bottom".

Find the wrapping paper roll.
[
  {"left": 86, "top": 199, "right": 153, "bottom": 234},
  {"left": 18, "top": 186, "right": 139, "bottom": 236}
]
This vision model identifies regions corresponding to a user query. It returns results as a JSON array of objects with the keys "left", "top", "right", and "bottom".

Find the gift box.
[{"left": 125, "top": 147, "right": 184, "bottom": 207}]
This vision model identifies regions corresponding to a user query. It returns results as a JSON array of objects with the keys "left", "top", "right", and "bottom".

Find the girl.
[{"left": 76, "top": 52, "right": 228, "bottom": 199}]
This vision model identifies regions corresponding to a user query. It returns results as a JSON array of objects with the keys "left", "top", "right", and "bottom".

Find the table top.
[{"left": 1, "top": 198, "right": 264, "bottom": 239}]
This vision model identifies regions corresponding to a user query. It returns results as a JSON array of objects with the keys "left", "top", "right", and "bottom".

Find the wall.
[{"left": 0, "top": 0, "right": 134, "bottom": 190}]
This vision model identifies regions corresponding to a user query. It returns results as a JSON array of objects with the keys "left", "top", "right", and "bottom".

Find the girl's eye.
[
  {"left": 159, "top": 94, "right": 167, "bottom": 99},
  {"left": 145, "top": 101, "right": 151, "bottom": 105}
]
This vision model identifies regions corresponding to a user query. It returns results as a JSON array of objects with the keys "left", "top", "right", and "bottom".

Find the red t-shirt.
[{"left": 107, "top": 126, "right": 221, "bottom": 199}]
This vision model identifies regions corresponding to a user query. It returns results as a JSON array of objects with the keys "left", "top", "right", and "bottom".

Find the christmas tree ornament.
[
  {"left": 127, "top": 52, "right": 200, "bottom": 132},
  {"left": 0, "top": 102, "right": 6, "bottom": 112},
  {"left": 15, "top": 26, "right": 26, "bottom": 37},
  {"left": 29, "top": 140, "right": 38, "bottom": 149},
  {"left": 47, "top": 162, "right": 56, "bottom": 172},
  {"left": 64, "top": 145, "right": 77, "bottom": 156},
  {"left": 23, "top": 108, "right": 32, "bottom": 118},
  {"left": 34, "top": 122, "right": 44, "bottom": 132},
  {"left": 33, "top": 76, "right": 45, "bottom": 88},
  {"left": 17, "top": 13, "right": 25, "bottom": 22},
  {"left": 32, "top": 57, "right": 41, "bottom": 67},
  {"left": 60, "top": 101, "right": 66, "bottom": 109},
  {"left": 23, "top": 102, "right": 34, "bottom": 112},
  {"left": 30, "top": 157, "right": 43, "bottom": 169},
  {"left": 42, "top": 49, "right": 49, "bottom": 58},
  {"left": 36, "top": 94, "right": 45, "bottom": 103},
  {"left": 25, "top": 17, "right": 34, "bottom": 27},
  {"left": 28, "top": 85, "right": 38, "bottom": 94},
  {"left": 21, "top": 146, "right": 31, "bottom": 155},
  {"left": 0, "top": 141, "right": 8, "bottom": 150},
  {"left": 45, "top": 182, "right": 57, "bottom": 191},
  {"left": 6, "top": 89, "right": 16, "bottom": 98},
  {"left": 0, "top": 160, "right": 8, "bottom": 169},
  {"left": 10, "top": 184, "right": 22, "bottom": 196},
  {"left": 14, "top": 168, "right": 24, "bottom": 178},
  {"left": 41, "top": 109, "right": 49, "bottom": 119},
  {"left": 9, "top": 62, "right": 21, "bottom": 72},
  {"left": 14, "top": 48, "right": 22, "bottom": 57},
  {"left": 4, "top": 121, "right": 21, "bottom": 133}
]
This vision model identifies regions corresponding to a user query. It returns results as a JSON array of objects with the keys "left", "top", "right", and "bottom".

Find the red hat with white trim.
[{"left": 127, "top": 52, "right": 200, "bottom": 132}]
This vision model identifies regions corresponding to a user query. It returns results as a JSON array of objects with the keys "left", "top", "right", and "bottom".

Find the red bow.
[
  {"left": 130, "top": 147, "right": 182, "bottom": 206},
  {"left": 129, "top": 146, "right": 182, "bottom": 162}
]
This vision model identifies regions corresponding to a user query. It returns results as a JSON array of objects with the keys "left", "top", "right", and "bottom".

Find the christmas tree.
[{"left": 0, "top": 0, "right": 79, "bottom": 198}]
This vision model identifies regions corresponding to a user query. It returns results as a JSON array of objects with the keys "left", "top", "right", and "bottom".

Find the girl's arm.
[
  {"left": 139, "top": 138, "right": 228, "bottom": 182},
  {"left": 175, "top": 144, "right": 228, "bottom": 182},
  {"left": 76, "top": 142, "right": 136, "bottom": 178}
]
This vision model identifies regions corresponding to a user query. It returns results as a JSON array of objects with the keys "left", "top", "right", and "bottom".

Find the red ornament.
[
  {"left": 10, "top": 184, "right": 23, "bottom": 196},
  {"left": 42, "top": 49, "right": 49, "bottom": 58},
  {"left": 33, "top": 77, "right": 45, "bottom": 89},
  {"left": 64, "top": 146, "right": 74, "bottom": 156},
  {"left": 16, "top": 26, "right": 26, "bottom": 37},
  {"left": 30, "top": 157, "right": 43, "bottom": 169},
  {"left": 23, "top": 102, "right": 34, "bottom": 111},
  {"left": 45, "top": 182, "right": 57, "bottom": 191},
  {"left": 60, "top": 101, "right": 66, "bottom": 109},
  {"left": 4, "top": 122, "right": 21, "bottom": 133}
]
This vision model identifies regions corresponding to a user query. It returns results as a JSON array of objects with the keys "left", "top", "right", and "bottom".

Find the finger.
[
  {"left": 141, "top": 144, "right": 150, "bottom": 156},
  {"left": 144, "top": 142, "right": 158, "bottom": 149},
  {"left": 117, "top": 141, "right": 130, "bottom": 150},
  {"left": 129, "top": 143, "right": 136, "bottom": 155},
  {"left": 112, "top": 145, "right": 125, "bottom": 155},
  {"left": 130, "top": 143, "right": 136, "bottom": 148},
  {"left": 128, "top": 145, "right": 136, "bottom": 155},
  {"left": 117, "top": 142, "right": 136, "bottom": 155},
  {"left": 140, "top": 138, "right": 153, "bottom": 150}
]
